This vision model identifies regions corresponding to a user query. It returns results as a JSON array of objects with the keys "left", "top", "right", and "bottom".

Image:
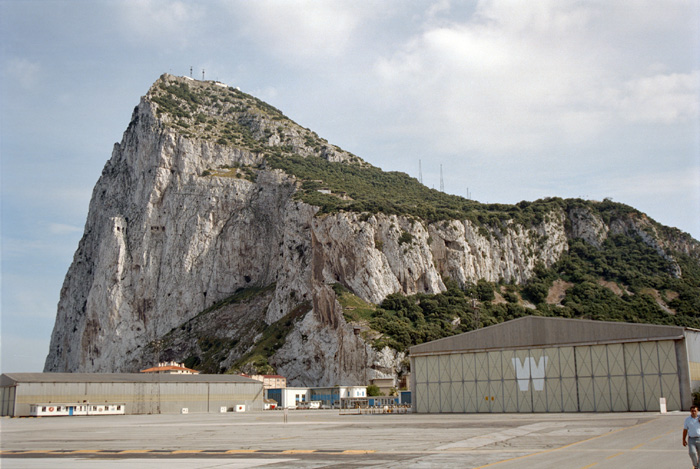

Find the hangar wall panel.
[
  {"left": 415, "top": 382, "right": 428, "bottom": 413},
  {"left": 1, "top": 386, "right": 16, "bottom": 416},
  {"left": 413, "top": 339, "right": 682, "bottom": 413},
  {"left": 685, "top": 331, "right": 700, "bottom": 393},
  {"left": 463, "top": 381, "right": 477, "bottom": 412}
]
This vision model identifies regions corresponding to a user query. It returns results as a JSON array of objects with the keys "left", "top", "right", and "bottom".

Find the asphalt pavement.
[{"left": 0, "top": 409, "right": 690, "bottom": 468}]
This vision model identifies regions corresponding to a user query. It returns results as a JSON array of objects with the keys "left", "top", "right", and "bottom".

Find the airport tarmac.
[{"left": 0, "top": 410, "right": 690, "bottom": 468}]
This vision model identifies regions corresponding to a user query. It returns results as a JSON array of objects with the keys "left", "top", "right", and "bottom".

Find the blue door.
[{"left": 69, "top": 406, "right": 73, "bottom": 416}]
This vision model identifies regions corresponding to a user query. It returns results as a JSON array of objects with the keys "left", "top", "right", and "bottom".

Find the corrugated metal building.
[
  {"left": 0, "top": 373, "right": 264, "bottom": 417},
  {"left": 409, "top": 316, "right": 700, "bottom": 413}
]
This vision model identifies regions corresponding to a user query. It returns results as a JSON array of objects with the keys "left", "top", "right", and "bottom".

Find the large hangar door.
[
  {"left": 501, "top": 349, "right": 519, "bottom": 413},
  {"left": 558, "top": 347, "right": 579, "bottom": 412},
  {"left": 576, "top": 346, "right": 596, "bottom": 411},
  {"left": 488, "top": 351, "right": 504, "bottom": 412},
  {"left": 462, "top": 353, "right": 478, "bottom": 413},
  {"left": 426, "top": 355, "right": 441, "bottom": 413},
  {"left": 544, "top": 347, "right": 563, "bottom": 412},
  {"left": 640, "top": 341, "right": 663, "bottom": 411},
  {"left": 623, "top": 340, "right": 681, "bottom": 412},
  {"left": 657, "top": 341, "right": 681, "bottom": 410},
  {"left": 513, "top": 349, "right": 533, "bottom": 412},
  {"left": 414, "top": 355, "right": 429, "bottom": 413},
  {"left": 542, "top": 346, "right": 577, "bottom": 412},
  {"left": 607, "top": 344, "right": 629, "bottom": 412},
  {"left": 446, "top": 354, "right": 465, "bottom": 413},
  {"left": 530, "top": 348, "right": 548, "bottom": 412},
  {"left": 625, "top": 342, "right": 646, "bottom": 411},
  {"left": 475, "top": 352, "right": 491, "bottom": 412},
  {"left": 592, "top": 345, "right": 614, "bottom": 412}
]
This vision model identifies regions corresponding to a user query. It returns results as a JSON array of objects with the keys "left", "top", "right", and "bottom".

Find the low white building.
[{"left": 266, "top": 386, "right": 366, "bottom": 408}]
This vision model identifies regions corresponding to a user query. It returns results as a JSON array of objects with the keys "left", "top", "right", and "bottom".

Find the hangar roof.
[
  {"left": 0, "top": 372, "right": 260, "bottom": 387},
  {"left": 409, "top": 316, "right": 686, "bottom": 356}
]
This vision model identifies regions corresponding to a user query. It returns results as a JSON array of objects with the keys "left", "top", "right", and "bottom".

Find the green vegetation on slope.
[
  {"left": 266, "top": 153, "right": 638, "bottom": 226},
  {"left": 347, "top": 235, "right": 700, "bottom": 352}
]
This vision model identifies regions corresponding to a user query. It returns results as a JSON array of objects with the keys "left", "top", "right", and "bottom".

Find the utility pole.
[{"left": 472, "top": 298, "right": 480, "bottom": 330}]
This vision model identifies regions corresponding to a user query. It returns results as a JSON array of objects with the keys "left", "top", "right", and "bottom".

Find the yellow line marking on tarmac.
[
  {"left": 473, "top": 418, "right": 657, "bottom": 469},
  {"left": 69, "top": 450, "right": 103, "bottom": 453},
  {"left": 225, "top": 449, "right": 258, "bottom": 453},
  {"left": 631, "top": 428, "right": 674, "bottom": 449},
  {"left": 1, "top": 450, "right": 49, "bottom": 454},
  {"left": 282, "top": 449, "right": 316, "bottom": 454},
  {"left": 605, "top": 451, "right": 625, "bottom": 459},
  {"left": 172, "top": 450, "right": 204, "bottom": 454}
]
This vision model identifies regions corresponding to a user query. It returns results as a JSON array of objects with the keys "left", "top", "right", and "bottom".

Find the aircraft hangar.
[
  {"left": 0, "top": 373, "right": 263, "bottom": 417},
  {"left": 409, "top": 316, "right": 700, "bottom": 413}
]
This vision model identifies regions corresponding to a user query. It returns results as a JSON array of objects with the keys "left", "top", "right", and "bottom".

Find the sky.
[{"left": 1, "top": 0, "right": 698, "bottom": 373}]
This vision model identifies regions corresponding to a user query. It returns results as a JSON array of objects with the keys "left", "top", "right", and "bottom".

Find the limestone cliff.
[{"left": 44, "top": 74, "right": 700, "bottom": 385}]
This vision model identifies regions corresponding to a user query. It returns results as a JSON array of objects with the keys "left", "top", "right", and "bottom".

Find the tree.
[{"left": 366, "top": 384, "right": 382, "bottom": 396}]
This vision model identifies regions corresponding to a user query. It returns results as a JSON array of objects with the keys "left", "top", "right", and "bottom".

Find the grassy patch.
[
  {"left": 229, "top": 301, "right": 312, "bottom": 374},
  {"left": 332, "top": 283, "right": 376, "bottom": 322}
]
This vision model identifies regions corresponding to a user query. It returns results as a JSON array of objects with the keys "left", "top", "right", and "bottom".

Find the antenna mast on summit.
[
  {"left": 190, "top": 66, "right": 193, "bottom": 78},
  {"left": 440, "top": 164, "right": 444, "bottom": 192},
  {"left": 202, "top": 69, "right": 205, "bottom": 81},
  {"left": 419, "top": 160, "right": 423, "bottom": 184}
]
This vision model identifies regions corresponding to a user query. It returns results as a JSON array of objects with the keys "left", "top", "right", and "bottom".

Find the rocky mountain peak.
[
  {"left": 44, "top": 75, "right": 700, "bottom": 386},
  {"left": 147, "top": 74, "right": 359, "bottom": 164}
]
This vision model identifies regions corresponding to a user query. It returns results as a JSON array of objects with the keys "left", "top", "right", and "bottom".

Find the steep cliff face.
[{"left": 45, "top": 75, "right": 700, "bottom": 384}]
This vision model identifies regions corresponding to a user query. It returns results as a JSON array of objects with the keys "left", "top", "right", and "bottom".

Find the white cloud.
[
  {"left": 611, "top": 71, "right": 700, "bottom": 124},
  {"left": 230, "top": 0, "right": 370, "bottom": 61},
  {"left": 116, "top": 0, "right": 204, "bottom": 47},
  {"left": 3, "top": 58, "right": 42, "bottom": 90},
  {"left": 601, "top": 167, "right": 700, "bottom": 199},
  {"left": 49, "top": 223, "right": 83, "bottom": 235},
  {"left": 371, "top": 1, "right": 699, "bottom": 155}
]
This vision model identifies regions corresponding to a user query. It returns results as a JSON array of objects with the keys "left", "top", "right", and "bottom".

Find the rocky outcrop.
[{"left": 44, "top": 75, "right": 699, "bottom": 385}]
